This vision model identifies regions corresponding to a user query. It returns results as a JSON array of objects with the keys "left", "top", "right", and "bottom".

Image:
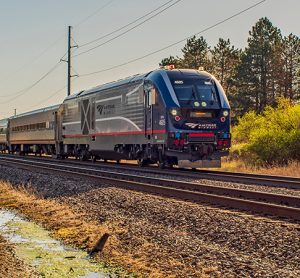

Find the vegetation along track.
[{"left": 1, "top": 155, "right": 300, "bottom": 222}]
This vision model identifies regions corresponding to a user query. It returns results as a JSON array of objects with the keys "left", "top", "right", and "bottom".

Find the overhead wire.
[
  {"left": 80, "top": 0, "right": 267, "bottom": 77},
  {"left": 0, "top": 51, "right": 68, "bottom": 99},
  {"left": 73, "top": 0, "right": 116, "bottom": 28},
  {"left": 74, "top": 0, "right": 183, "bottom": 57},
  {"left": 2, "top": 33, "right": 66, "bottom": 81},
  {"left": 79, "top": 0, "right": 176, "bottom": 48},
  {"left": 0, "top": 61, "right": 63, "bottom": 104},
  {"left": 28, "top": 75, "right": 81, "bottom": 111},
  {"left": 27, "top": 84, "right": 67, "bottom": 111},
  {"left": 0, "top": 0, "right": 115, "bottom": 102}
]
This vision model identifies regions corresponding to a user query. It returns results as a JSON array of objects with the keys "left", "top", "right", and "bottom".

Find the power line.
[
  {"left": 0, "top": 51, "right": 67, "bottom": 98},
  {"left": 0, "top": 0, "right": 115, "bottom": 97},
  {"left": 74, "top": 0, "right": 116, "bottom": 28},
  {"left": 29, "top": 76, "right": 79, "bottom": 111},
  {"left": 0, "top": 61, "right": 63, "bottom": 104},
  {"left": 79, "top": 0, "right": 176, "bottom": 48},
  {"left": 2, "top": 34, "right": 66, "bottom": 81},
  {"left": 74, "top": 0, "right": 183, "bottom": 58},
  {"left": 80, "top": 0, "right": 267, "bottom": 77},
  {"left": 28, "top": 85, "right": 67, "bottom": 111}
]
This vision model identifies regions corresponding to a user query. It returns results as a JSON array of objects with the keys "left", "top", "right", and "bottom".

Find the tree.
[
  {"left": 231, "top": 50, "right": 257, "bottom": 115},
  {"left": 235, "top": 17, "right": 282, "bottom": 113},
  {"left": 181, "top": 36, "right": 210, "bottom": 70},
  {"left": 157, "top": 17, "right": 300, "bottom": 116},
  {"left": 159, "top": 55, "right": 182, "bottom": 68},
  {"left": 210, "top": 38, "right": 241, "bottom": 94},
  {"left": 159, "top": 36, "right": 210, "bottom": 70},
  {"left": 282, "top": 34, "right": 300, "bottom": 101}
]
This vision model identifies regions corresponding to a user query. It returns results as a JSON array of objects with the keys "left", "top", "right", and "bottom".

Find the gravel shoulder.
[{"left": 0, "top": 163, "right": 300, "bottom": 277}]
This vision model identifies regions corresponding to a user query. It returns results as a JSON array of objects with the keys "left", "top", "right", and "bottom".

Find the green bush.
[{"left": 232, "top": 98, "right": 300, "bottom": 165}]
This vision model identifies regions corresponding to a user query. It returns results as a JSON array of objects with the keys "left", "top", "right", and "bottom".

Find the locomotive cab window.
[{"left": 172, "top": 78, "right": 220, "bottom": 108}]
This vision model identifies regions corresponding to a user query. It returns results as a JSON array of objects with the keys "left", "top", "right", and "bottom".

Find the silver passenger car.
[{"left": 9, "top": 105, "right": 60, "bottom": 154}]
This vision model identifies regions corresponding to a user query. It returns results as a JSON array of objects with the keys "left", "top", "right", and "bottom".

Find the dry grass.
[
  {"left": 0, "top": 181, "right": 165, "bottom": 277},
  {"left": 0, "top": 235, "right": 38, "bottom": 278},
  {"left": 1, "top": 168, "right": 300, "bottom": 277},
  {"left": 221, "top": 159, "right": 300, "bottom": 177}
]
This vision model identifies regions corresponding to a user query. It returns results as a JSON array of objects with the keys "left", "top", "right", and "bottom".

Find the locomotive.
[{"left": 0, "top": 68, "right": 231, "bottom": 168}]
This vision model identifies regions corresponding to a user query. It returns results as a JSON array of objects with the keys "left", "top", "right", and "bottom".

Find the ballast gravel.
[{"left": 0, "top": 163, "right": 299, "bottom": 277}]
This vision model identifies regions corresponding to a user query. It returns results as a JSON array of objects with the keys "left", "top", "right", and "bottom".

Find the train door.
[
  {"left": 144, "top": 81, "right": 155, "bottom": 140},
  {"left": 54, "top": 104, "right": 64, "bottom": 157},
  {"left": 6, "top": 119, "right": 10, "bottom": 152},
  {"left": 80, "top": 98, "right": 94, "bottom": 135}
]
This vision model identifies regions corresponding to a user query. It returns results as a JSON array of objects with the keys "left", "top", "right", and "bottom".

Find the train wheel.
[
  {"left": 138, "top": 159, "right": 146, "bottom": 167},
  {"left": 157, "top": 160, "right": 166, "bottom": 169},
  {"left": 79, "top": 154, "right": 87, "bottom": 161}
]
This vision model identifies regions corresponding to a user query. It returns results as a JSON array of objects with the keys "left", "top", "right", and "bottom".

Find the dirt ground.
[
  {"left": 0, "top": 235, "right": 37, "bottom": 278},
  {"left": 0, "top": 164, "right": 300, "bottom": 277}
]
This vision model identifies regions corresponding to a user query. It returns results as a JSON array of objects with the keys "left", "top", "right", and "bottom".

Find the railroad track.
[
  {"left": 0, "top": 153, "right": 299, "bottom": 190},
  {"left": 1, "top": 155, "right": 300, "bottom": 222}
]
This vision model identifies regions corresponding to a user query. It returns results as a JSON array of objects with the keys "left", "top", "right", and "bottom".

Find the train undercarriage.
[{"left": 5, "top": 140, "right": 227, "bottom": 169}]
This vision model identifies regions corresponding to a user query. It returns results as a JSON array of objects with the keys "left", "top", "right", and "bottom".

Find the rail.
[{"left": 0, "top": 155, "right": 299, "bottom": 222}]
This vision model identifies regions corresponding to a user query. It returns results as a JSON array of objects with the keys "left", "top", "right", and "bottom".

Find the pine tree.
[
  {"left": 210, "top": 38, "right": 241, "bottom": 94},
  {"left": 159, "top": 55, "right": 182, "bottom": 68},
  {"left": 231, "top": 50, "right": 256, "bottom": 115},
  {"left": 282, "top": 34, "right": 300, "bottom": 101},
  {"left": 158, "top": 17, "right": 300, "bottom": 115},
  {"left": 235, "top": 17, "right": 282, "bottom": 112},
  {"left": 181, "top": 36, "right": 210, "bottom": 70}
]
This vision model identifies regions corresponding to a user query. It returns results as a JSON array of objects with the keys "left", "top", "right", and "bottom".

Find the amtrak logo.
[
  {"left": 97, "top": 104, "right": 115, "bottom": 115},
  {"left": 185, "top": 123, "right": 217, "bottom": 129},
  {"left": 185, "top": 123, "right": 198, "bottom": 129}
]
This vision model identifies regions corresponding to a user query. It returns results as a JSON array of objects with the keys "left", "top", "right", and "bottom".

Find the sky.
[{"left": 0, "top": 0, "right": 299, "bottom": 118}]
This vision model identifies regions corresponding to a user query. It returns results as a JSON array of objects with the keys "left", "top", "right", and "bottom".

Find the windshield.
[{"left": 172, "top": 78, "right": 219, "bottom": 107}]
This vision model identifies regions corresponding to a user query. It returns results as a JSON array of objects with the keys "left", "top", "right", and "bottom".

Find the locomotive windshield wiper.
[{"left": 187, "top": 87, "right": 197, "bottom": 104}]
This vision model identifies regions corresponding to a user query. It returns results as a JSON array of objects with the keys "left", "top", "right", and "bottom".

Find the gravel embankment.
[{"left": 0, "top": 163, "right": 300, "bottom": 277}]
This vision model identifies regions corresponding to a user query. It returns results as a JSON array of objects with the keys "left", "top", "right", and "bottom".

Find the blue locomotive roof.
[
  {"left": 146, "top": 69, "right": 230, "bottom": 109},
  {"left": 63, "top": 68, "right": 229, "bottom": 109},
  {"left": 64, "top": 69, "right": 212, "bottom": 101},
  {"left": 165, "top": 69, "right": 213, "bottom": 79}
]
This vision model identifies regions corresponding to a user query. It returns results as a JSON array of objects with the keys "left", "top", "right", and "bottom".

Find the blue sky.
[{"left": 0, "top": 0, "right": 299, "bottom": 118}]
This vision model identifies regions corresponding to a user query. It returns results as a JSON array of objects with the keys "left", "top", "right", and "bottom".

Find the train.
[{"left": 0, "top": 68, "right": 231, "bottom": 168}]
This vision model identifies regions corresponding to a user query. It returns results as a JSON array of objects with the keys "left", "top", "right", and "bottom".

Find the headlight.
[
  {"left": 170, "top": 109, "right": 178, "bottom": 116},
  {"left": 223, "top": 110, "right": 229, "bottom": 117}
]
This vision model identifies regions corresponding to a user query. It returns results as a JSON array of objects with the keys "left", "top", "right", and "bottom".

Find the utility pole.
[
  {"left": 14, "top": 109, "right": 16, "bottom": 116},
  {"left": 67, "top": 25, "right": 72, "bottom": 96},
  {"left": 61, "top": 26, "right": 78, "bottom": 97}
]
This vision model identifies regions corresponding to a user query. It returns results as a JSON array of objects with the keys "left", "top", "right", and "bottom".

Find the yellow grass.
[
  {"left": 221, "top": 159, "right": 300, "bottom": 177},
  {"left": 0, "top": 181, "right": 179, "bottom": 277}
]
